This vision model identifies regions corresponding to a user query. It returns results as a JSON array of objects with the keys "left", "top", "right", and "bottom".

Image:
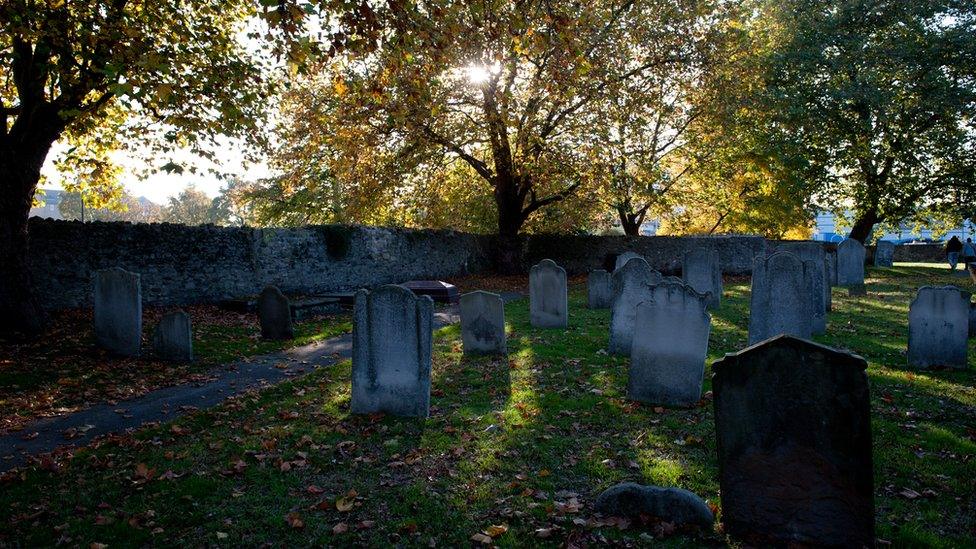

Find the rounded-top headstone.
[
  {"left": 837, "top": 238, "right": 866, "bottom": 287},
  {"left": 609, "top": 257, "right": 663, "bottom": 355},
  {"left": 874, "top": 240, "right": 895, "bottom": 267},
  {"left": 614, "top": 251, "right": 644, "bottom": 272},
  {"left": 682, "top": 247, "right": 722, "bottom": 309},
  {"left": 529, "top": 259, "right": 568, "bottom": 328},
  {"left": 258, "top": 285, "right": 294, "bottom": 340},
  {"left": 460, "top": 290, "right": 507, "bottom": 355},
  {"left": 748, "top": 252, "right": 812, "bottom": 345}
]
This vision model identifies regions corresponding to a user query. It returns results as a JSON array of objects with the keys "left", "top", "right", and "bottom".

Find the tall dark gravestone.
[{"left": 712, "top": 336, "right": 874, "bottom": 547}]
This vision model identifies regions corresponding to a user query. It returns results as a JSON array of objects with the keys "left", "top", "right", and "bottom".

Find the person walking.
[{"left": 946, "top": 235, "right": 963, "bottom": 270}]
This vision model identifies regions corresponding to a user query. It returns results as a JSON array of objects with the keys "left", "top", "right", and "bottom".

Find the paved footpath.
[{"left": 0, "top": 293, "right": 523, "bottom": 472}]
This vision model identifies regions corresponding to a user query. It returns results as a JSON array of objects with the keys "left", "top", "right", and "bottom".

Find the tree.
[
  {"left": 268, "top": 0, "right": 716, "bottom": 270},
  {"left": 58, "top": 190, "right": 163, "bottom": 223},
  {"left": 1, "top": 0, "right": 277, "bottom": 336},
  {"left": 162, "top": 185, "right": 222, "bottom": 225},
  {"left": 754, "top": 0, "right": 976, "bottom": 242}
]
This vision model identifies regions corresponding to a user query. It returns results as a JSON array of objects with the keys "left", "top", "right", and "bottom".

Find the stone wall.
[
  {"left": 524, "top": 234, "right": 768, "bottom": 275},
  {"left": 29, "top": 219, "right": 493, "bottom": 310}
]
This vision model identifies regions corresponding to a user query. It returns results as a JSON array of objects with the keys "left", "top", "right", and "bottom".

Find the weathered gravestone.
[
  {"left": 681, "top": 248, "right": 722, "bottom": 309},
  {"left": 460, "top": 291, "right": 507, "bottom": 356},
  {"left": 153, "top": 310, "right": 193, "bottom": 362},
  {"left": 747, "top": 252, "right": 812, "bottom": 345},
  {"left": 529, "top": 259, "right": 568, "bottom": 328},
  {"left": 826, "top": 249, "right": 838, "bottom": 285},
  {"left": 93, "top": 267, "right": 142, "bottom": 356},
  {"left": 713, "top": 336, "right": 874, "bottom": 547},
  {"left": 614, "top": 251, "right": 644, "bottom": 272},
  {"left": 609, "top": 258, "right": 663, "bottom": 355},
  {"left": 258, "top": 286, "right": 294, "bottom": 340},
  {"left": 908, "top": 286, "right": 970, "bottom": 369},
  {"left": 837, "top": 238, "right": 866, "bottom": 294},
  {"left": 874, "top": 240, "right": 895, "bottom": 267},
  {"left": 628, "top": 282, "right": 710, "bottom": 406},
  {"left": 774, "top": 242, "right": 828, "bottom": 334},
  {"left": 587, "top": 270, "right": 613, "bottom": 309},
  {"left": 352, "top": 285, "right": 433, "bottom": 417}
]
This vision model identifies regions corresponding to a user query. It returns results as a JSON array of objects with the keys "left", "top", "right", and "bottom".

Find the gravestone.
[
  {"left": 609, "top": 258, "right": 663, "bottom": 355},
  {"left": 352, "top": 285, "right": 433, "bottom": 417},
  {"left": 628, "top": 282, "right": 710, "bottom": 406},
  {"left": 682, "top": 248, "right": 722, "bottom": 309},
  {"left": 529, "top": 259, "right": 568, "bottom": 328},
  {"left": 874, "top": 240, "right": 895, "bottom": 267},
  {"left": 258, "top": 286, "right": 294, "bottom": 340},
  {"left": 587, "top": 270, "right": 613, "bottom": 309},
  {"left": 837, "top": 238, "right": 866, "bottom": 293},
  {"left": 774, "top": 242, "right": 827, "bottom": 333},
  {"left": 93, "top": 267, "right": 142, "bottom": 356},
  {"left": 153, "top": 310, "right": 193, "bottom": 362},
  {"left": 747, "top": 252, "right": 812, "bottom": 345},
  {"left": 907, "top": 286, "right": 970, "bottom": 369},
  {"left": 460, "top": 291, "right": 507, "bottom": 355},
  {"left": 713, "top": 336, "right": 874, "bottom": 547},
  {"left": 826, "top": 249, "right": 838, "bottom": 286},
  {"left": 614, "top": 251, "right": 644, "bottom": 272}
]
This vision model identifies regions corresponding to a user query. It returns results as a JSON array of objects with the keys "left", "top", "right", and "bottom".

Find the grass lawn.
[
  {"left": 1, "top": 267, "right": 974, "bottom": 546},
  {"left": 0, "top": 306, "right": 351, "bottom": 434}
]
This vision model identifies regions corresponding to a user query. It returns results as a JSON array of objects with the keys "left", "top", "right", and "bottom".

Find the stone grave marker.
[
  {"left": 713, "top": 335, "right": 874, "bottom": 547},
  {"left": 682, "top": 247, "right": 722, "bottom": 309},
  {"left": 614, "top": 251, "right": 644, "bottom": 272},
  {"left": 153, "top": 310, "right": 193, "bottom": 362},
  {"left": 628, "top": 281, "right": 710, "bottom": 406},
  {"left": 748, "top": 252, "right": 812, "bottom": 345},
  {"left": 460, "top": 290, "right": 506, "bottom": 355},
  {"left": 529, "top": 259, "right": 568, "bottom": 328},
  {"left": 93, "top": 267, "right": 142, "bottom": 356},
  {"left": 352, "top": 285, "right": 433, "bottom": 417},
  {"left": 774, "top": 242, "right": 827, "bottom": 333},
  {"left": 258, "top": 286, "right": 294, "bottom": 340},
  {"left": 908, "top": 286, "right": 970, "bottom": 369},
  {"left": 874, "top": 240, "right": 895, "bottom": 267},
  {"left": 587, "top": 269, "right": 613, "bottom": 309},
  {"left": 837, "top": 238, "right": 866, "bottom": 293},
  {"left": 609, "top": 258, "right": 663, "bottom": 355}
]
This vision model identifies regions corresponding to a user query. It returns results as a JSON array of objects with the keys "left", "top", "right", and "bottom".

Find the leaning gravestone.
[
  {"left": 609, "top": 258, "right": 663, "bottom": 355},
  {"left": 352, "top": 285, "right": 433, "bottom": 417},
  {"left": 629, "top": 281, "right": 710, "bottom": 406},
  {"left": 587, "top": 270, "right": 613, "bottom": 309},
  {"left": 874, "top": 240, "right": 895, "bottom": 267},
  {"left": 682, "top": 248, "right": 722, "bottom": 309},
  {"left": 713, "top": 336, "right": 874, "bottom": 547},
  {"left": 837, "top": 238, "right": 866, "bottom": 294},
  {"left": 460, "top": 291, "right": 506, "bottom": 355},
  {"left": 529, "top": 259, "right": 568, "bottom": 328},
  {"left": 614, "top": 251, "right": 644, "bottom": 272},
  {"left": 258, "top": 286, "right": 294, "bottom": 340},
  {"left": 153, "top": 310, "right": 193, "bottom": 362},
  {"left": 908, "top": 286, "right": 970, "bottom": 369},
  {"left": 747, "top": 252, "right": 811, "bottom": 345},
  {"left": 93, "top": 267, "right": 142, "bottom": 356}
]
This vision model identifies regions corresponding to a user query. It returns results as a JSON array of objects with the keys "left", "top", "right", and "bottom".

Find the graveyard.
[
  {"left": 1, "top": 261, "right": 973, "bottom": 546},
  {"left": 3, "top": 1, "right": 976, "bottom": 547}
]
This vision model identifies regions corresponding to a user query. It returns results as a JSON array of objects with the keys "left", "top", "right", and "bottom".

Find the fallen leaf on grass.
[
  {"left": 286, "top": 512, "right": 304, "bottom": 529},
  {"left": 485, "top": 524, "right": 508, "bottom": 537},
  {"left": 333, "top": 522, "right": 348, "bottom": 534}
]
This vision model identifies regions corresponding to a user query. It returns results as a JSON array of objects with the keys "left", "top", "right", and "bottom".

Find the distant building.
[
  {"left": 811, "top": 211, "right": 974, "bottom": 243},
  {"left": 29, "top": 189, "right": 66, "bottom": 220}
]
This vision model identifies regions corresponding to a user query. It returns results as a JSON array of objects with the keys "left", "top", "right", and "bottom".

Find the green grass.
[{"left": 0, "top": 267, "right": 973, "bottom": 547}]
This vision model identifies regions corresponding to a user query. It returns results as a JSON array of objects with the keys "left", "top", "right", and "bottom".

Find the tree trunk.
[
  {"left": 494, "top": 175, "right": 526, "bottom": 274},
  {"left": 848, "top": 209, "right": 879, "bottom": 243},
  {"left": 618, "top": 208, "right": 641, "bottom": 236},
  {"left": 0, "top": 113, "right": 62, "bottom": 338}
]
